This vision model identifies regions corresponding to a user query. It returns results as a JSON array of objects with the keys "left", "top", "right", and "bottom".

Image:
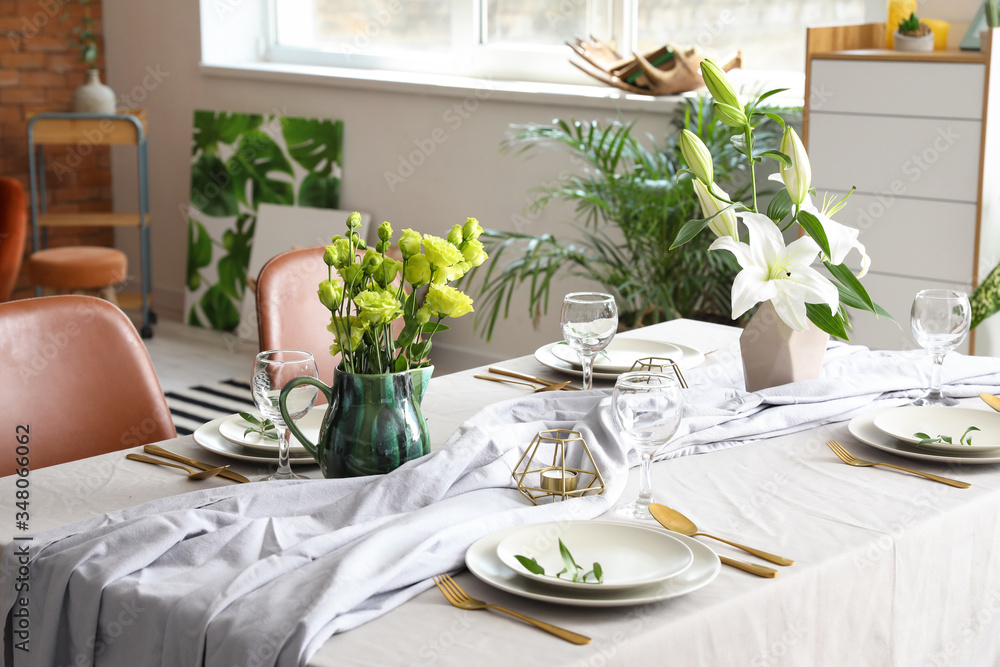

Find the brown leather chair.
[
  {"left": 256, "top": 246, "right": 340, "bottom": 385},
  {"left": 0, "top": 178, "right": 28, "bottom": 302},
  {"left": 0, "top": 295, "right": 175, "bottom": 476}
]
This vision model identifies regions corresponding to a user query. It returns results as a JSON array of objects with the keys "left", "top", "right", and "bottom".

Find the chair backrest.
[
  {"left": 0, "top": 178, "right": 28, "bottom": 302},
  {"left": 0, "top": 295, "right": 176, "bottom": 476},
  {"left": 256, "top": 246, "right": 340, "bottom": 384}
]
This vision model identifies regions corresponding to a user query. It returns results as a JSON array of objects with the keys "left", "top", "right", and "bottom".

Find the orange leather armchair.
[
  {"left": 0, "top": 295, "right": 175, "bottom": 476},
  {"left": 0, "top": 178, "right": 28, "bottom": 302}
]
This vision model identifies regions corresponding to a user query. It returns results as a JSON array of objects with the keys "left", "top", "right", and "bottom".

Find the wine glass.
[
  {"left": 252, "top": 350, "right": 319, "bottom": 481},
  {"left": 910, "top": 289, "right": 971, "bottom": 407},
  {"left": 612, "top": 371, "right": 684, "bottom": 521},
  {"left": 560, "top": 292, "right": 618, "bottom": 390}
]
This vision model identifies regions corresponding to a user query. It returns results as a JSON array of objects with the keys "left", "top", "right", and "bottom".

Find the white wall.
[{"left": 102, "top": 0, "right": 688, "bottom": 370}]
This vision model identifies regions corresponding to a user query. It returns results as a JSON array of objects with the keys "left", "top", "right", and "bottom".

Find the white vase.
[
  {"left": 739, "top": 301, "right": 829, "bottom": 392},
  {"left": 894, "top": 31, "right": 934, "bottom": 52},
  {"left": 73, "top": 69, "right": 116, "bottom": 114}
]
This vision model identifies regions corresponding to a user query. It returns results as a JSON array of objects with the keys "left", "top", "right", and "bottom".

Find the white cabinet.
[{"left": 803, "top": 24, "right": 1000, "bottom": 354}]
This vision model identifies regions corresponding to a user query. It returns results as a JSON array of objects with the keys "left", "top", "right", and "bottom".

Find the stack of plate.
[
  {"left": 534, "top": 337, "right": 705, "bottom": 381},
  {"left": 847, "top": 405, "right": 1000, "bottom": 464},
  {"left": 192, "top": 408, "right": 325, "bottom": 465},
  {"left": 465, "top": 521, "right": 721, "bottom": 607}
]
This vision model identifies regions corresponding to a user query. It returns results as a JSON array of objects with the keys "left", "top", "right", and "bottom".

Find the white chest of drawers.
[{"left": 803, "top": 24, "right": 1000, "bottom": 355}]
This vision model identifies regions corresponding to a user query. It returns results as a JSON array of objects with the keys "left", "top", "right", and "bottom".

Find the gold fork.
[
  {"left": 825, "top": 441, "right": 971, "bottom": 489},
  {"left": 432, "top": 574, "right": 591, "bottom": 645}
]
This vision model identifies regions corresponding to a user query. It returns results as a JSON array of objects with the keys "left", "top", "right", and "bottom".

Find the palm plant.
[{"left": 467, "top": 97, "right": 786, "bottom": 339}]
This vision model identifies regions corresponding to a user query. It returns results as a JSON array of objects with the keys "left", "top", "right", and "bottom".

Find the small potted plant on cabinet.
[
  {"left": 66, "top": 0, "right": 115, "bottom": 113},
  {"left": 894, "top": 12, "right": 934, "bottom": 52}
]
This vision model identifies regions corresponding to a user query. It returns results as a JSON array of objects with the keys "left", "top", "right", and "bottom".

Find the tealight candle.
[{"left": 540, "top": 468, "right": 578, "bottom": 493}]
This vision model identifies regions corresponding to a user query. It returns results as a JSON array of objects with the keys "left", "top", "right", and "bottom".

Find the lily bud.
[
  {"left": 714, "top": 102, "right": 748, "bottom": 129},
  {"left": 692, "top": 180, "right": 739, "bottom": 240},
  {"left": 700, "top": 59, "right": 741, "bottom": 109},
  {"left": 780, "top": 127, "right": 811, "bottom": 206},
  {"left": 678, "top": 130, "right": 714, "bottom": 184}
]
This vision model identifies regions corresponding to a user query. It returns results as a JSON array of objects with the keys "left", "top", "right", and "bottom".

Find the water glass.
[
  {"left": 910, "top": 289, "right": 971, "bottom": 406},
  {"left": 560, "top": 292, "right": 618, "bottom": 390},
  {"left": 252, "top": 350, "right": 319, "bottom": 481},
  {"left": 612, "top": 372, "right": 683, "bottom": 520}
]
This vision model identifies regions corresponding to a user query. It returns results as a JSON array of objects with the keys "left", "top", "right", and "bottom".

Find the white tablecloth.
[{"left": 3, "top": 319, "right": 1000, "bottom": 666}]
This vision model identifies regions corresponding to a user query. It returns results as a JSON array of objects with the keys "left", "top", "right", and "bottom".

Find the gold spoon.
[
  {"left": 980, "top": 393, "right": 1000, "bottom": 412},
  {"left": 126, "top": 453, "right": 229, "bottom": 480},
  {"left": 648, "top": 503, "right": 794, "bottom": 567},
  {"left": 475, "top": 375, "right": 572, "bottom": 392}
]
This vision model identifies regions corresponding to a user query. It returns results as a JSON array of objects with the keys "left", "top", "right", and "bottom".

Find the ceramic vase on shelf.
[
  {"left": 740, "top": 301, "right": 829, "bottom": 392},
  {"left": 282, "top": 366, "right": 433, "bottom": 478},
  {"left": 73, "top": 68, "right": 116, "bottom": 114},
  {"left": 894, "top": 30, "right": 934, "bottom": 52}
]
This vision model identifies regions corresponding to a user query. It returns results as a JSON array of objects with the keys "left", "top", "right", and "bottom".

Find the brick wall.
[{"left": 0, "top": 0, "right": 112, "bottom": 301}]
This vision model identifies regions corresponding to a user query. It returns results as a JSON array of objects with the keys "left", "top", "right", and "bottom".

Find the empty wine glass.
[
  {"left": 252, "top": 350, "right": 319, "bottom": 481},
  {"left": 561, "top": 292, "right": 618, "bottom": 390},
  {"left": 910, "top": 289, "right": 971, "bottom": 407},
  {"left": 612, "top": 372, "right": 684, "bottom": 521}
]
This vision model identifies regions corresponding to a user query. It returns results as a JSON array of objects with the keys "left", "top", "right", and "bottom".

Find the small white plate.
[
  {"left": 550, "top": 338, "right": 683, "bottom": 374},
  {"left": 466, "top": 523, "right": 720, "bottom": 607},
  {"left": 193, "top": 415, "right": 318, "bottom": 465},
  {"left": 218, "top": 409, "right": 325, "bottom": 455},
  {"left": 535, "top": 340, "right": 704, "bottom": 381},
  {"left": 873, "top": 406, "right": 1000, "bottom": 453},
  {"left": 495, "top": 521, "right": 693, "bottom": 591},
  {"left": 848, "top": 408, "right": 1000, "bottom": 465}
]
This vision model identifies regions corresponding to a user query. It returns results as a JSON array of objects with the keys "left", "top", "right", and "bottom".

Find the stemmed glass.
[
  {"left": 560, "top": 292, "right": 618, "bottom": 390},
  {"left": 252, "top": 350, "right": 319, "bottom": 481},
  {"left": 910, "top": 289, "right": 971, "bottom": 407},
  {"left": 611, "top": 371, "right": 684, "bottom": 521}
]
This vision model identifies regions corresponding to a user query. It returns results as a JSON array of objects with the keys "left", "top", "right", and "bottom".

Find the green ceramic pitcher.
[{"left": 280, "top": 366, "right": 432, "bottom": 478}]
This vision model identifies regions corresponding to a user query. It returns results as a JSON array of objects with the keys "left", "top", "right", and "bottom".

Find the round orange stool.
[{"left": 27, "top": 246, "right": 128, "bottom": 304}]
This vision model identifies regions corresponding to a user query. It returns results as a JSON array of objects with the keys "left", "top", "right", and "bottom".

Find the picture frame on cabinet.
[{"left": 961, "top": 6, "right": 987, "bottom": 50}]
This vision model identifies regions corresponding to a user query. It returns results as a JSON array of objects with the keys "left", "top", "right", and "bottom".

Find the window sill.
[{"left": 201, "top": 60, "right": 704, "bottom": 112}]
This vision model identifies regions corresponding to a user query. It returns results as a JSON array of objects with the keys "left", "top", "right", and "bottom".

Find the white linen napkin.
[{"left": 0, "top": 392, "right": 630, "bottom": 667}]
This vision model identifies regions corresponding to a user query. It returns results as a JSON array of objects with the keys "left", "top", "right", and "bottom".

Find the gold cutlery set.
[
  {"left": 477, "top": 367, "right": 580, "bottom": 392},
  {"left": 126, "top": 444, "right": 250, "bottom": 483}
]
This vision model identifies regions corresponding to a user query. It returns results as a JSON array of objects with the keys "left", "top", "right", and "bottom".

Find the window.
[{"left": 263, "top": 1, "right": 882, "bottom": 86}]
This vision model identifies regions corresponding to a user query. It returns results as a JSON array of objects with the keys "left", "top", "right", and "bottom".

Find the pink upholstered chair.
[{"left": 0, "top": 295, "right": 176, "bottom": 476}]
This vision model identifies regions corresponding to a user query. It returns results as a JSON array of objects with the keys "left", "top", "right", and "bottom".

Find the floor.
[{"left": 142, "top": 319, "right": 259, "bottom": 393}]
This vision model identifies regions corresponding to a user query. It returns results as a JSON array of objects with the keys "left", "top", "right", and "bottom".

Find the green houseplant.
[
  {"left": 64, "top": 0, "right": 115, "bottom": 113},
  {"left": 467, "top": 97, "right": 780, "bottom": 339}
]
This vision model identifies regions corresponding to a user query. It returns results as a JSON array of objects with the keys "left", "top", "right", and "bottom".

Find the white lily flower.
[
  {"left": 692, "top": 180, "right": 739, "bottom": 240},
  {"left": 709, "top": 212, "right": 840, "bottom": 331},
  {"left": 801, "top": 194, "right": 871, "bottom": 278}
]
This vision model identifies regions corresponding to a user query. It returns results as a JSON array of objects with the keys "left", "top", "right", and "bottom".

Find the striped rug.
[{"left": 165, "top": 379, "right": 256, "bottom": 436}]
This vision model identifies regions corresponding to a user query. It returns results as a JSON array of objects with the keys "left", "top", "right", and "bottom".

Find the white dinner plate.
[
  {"left": 466, "top": 523, "right": 720, "bottom": 607},
  {"left": 550, "top": 339, "right": 683, "bottom": 374},
  {"left": 495, "top": 521, "right": 693, "bottom": 591},
  {"left": 847, "top": 408, "right": 1000, "bottom": 465},
  {"left": 193, "top": 415, "right": 318, "bottom": 465},
  {"left": 872, "top": 406, "right": 1000, "bottom": 453},
  {"left": 535, "top": 340, "right": 705, "bottom": 381},
  {"left": 218, "top": 409, "right": 324, "bottom": 456}
]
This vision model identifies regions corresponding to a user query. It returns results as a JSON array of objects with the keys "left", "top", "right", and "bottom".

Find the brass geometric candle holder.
[
  {"left": 629, "top": 356, "right": 688, "bottom": 388},
  {"left": 512, "top": 429, "right": 606, "bottom": 504}
]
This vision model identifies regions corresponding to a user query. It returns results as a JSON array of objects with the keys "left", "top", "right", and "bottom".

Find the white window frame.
[{"left": 264, "top": 0, "right": 634, "bottom": 86}]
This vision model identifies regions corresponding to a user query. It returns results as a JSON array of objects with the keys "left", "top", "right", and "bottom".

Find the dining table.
[{"left": 4, "top": 318, "right": 1000, "bottom": 666}]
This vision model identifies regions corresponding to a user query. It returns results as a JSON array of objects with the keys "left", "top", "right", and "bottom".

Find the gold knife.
[
  {"left": 487, "top": 367, "right": 580, "bottom": 390},
  {"left": 143, "top": 444, "right": 251, "bottom": 484}
]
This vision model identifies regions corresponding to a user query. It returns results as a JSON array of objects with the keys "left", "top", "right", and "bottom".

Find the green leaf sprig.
[
  {"left": 239, "top": 412, "right": 279, "bottom": 440},
  {"left": 514, "top": 539, "right": 604, "bottom": 584},
  {"left": 913, "top": 426, "right": 980, "bottom": 447}
]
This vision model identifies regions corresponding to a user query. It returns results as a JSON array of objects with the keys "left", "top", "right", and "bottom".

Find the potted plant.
[
  {"left": 465, "top": 96, "right": 779, "bottom": 339},
  {"left": 66, "top": 0, "right": 115, "bottom": 113},
  {"left": 894, "top": 12, "right": 934, "bottom": 52}
]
